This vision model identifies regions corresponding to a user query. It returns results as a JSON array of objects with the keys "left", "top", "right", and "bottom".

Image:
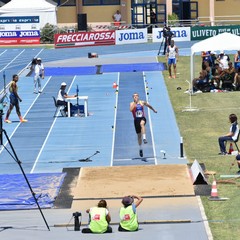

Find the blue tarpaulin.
[
  {"left": 0, "top": 172, "right": 66, "bottom": 210},
  {"left": 44, "top": 63, "right": 165, "bottom": 76}
]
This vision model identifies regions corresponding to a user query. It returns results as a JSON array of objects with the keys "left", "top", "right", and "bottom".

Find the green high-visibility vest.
[
  {"left": 119, "top": 205, "right": 138, "bottom": 231},
  {"left": 89, "top": 207, "right": 108, "bottom": 233}
]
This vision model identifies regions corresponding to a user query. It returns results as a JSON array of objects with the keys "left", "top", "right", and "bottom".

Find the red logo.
[
  {"left": 123, "top": 214, "right": 130, "bottom": 221},
  {"left": 93, "top": 214, "right": 100, "bottom": 221}
]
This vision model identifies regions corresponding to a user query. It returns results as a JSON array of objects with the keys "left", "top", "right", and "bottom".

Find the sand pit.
[{"left": 73, "top": 164, "right": 194, "bottom": 200}]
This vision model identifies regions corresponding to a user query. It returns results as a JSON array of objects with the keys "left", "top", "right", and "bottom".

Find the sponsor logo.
[
  {"left": 56, "top": 31, "right": 115, "bottom": 43},
  {"left": 156, "top": 29, "right": 188, "bottom": 39},
  {"left": 118, "top": 31, "right": 145, "bottom": 41},
  {"left": 0, "top": 31, "right": 40, "bottom": 38}
]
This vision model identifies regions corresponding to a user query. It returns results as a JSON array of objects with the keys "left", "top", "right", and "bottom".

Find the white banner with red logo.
[
  {"left": 0, "top": 16, "right": 40, "bottom": 45},
  {"left": 54, "top": 31, "right": 115, "bottom": 48}
]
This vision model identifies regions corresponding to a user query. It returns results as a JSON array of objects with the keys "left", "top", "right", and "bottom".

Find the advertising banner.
[
  {"left": 0, "top": 16, "right": 40, "bottom": 45},
  {"left": 191, "top": 25, "right": 240, "bottom": 40},
  {"left": 54, "top": 30, "right": 115, "bottom": 48},
  {"left": 115, "top": 28, "right": 148, "bottom": 45},
  {"left": 152, "top": 27, "right": 191, "bottom": 42},
  {"left": 0, "top": 30, "right": 40, "bottom": 44}
]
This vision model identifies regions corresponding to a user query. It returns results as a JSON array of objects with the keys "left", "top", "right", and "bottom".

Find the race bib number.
[{"left": 136, "top": 110, "right": 143, "bottom": 118}]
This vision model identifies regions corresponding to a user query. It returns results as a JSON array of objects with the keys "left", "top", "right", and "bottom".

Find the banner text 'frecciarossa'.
[{"left": 56, "top": 31, "right": 115, "bottom": 43}]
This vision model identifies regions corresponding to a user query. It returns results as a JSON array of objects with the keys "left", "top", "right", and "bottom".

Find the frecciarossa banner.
[
  {"left": 54, "top": 30, "right": 115, "bottom": 48},
  {"left": 0, "top": 30, "right": 40, "bottom": 44}
]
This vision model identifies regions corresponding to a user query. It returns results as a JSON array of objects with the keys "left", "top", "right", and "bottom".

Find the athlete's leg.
[
  {"left": 5, "top": 104, "right": 14, "bottom": 120},
  {"left": 140, "top": 119, "right": 147, "bottom": 143},
  {"left": 173, "top": 61, "right": 177, "bottom": 78}
]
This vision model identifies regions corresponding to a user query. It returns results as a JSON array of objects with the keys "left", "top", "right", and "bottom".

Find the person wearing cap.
[
  {"left": 34, "top": 58, "right": 44, "bottom": 93},
  {"left": 4, "top": 74, "right": 28, "bottom": 123},
  {"left": 82, "top": 199, "right": 112, "bottom": 234},
  {"left": 56, "top": 82, "right": 77, "bottom": 117},
  {"left": 130, "top": 93, "right": 157, "bottom": 157},
  {"left": 118, "top": 195, "right": 143, "bottom": 232}
]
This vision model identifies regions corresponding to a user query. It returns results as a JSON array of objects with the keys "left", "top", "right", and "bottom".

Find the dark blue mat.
[
  {"left": 45, "top": 62, "right": 165, "bottom": 76},
  {"left": 0, "top": 172, "right": 66, "bottom": 210}
]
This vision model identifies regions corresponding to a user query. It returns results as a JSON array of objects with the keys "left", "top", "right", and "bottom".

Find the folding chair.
[
  {"left": 225, "top": 131, "right": 240, "bottom": 153},
  {"left": 52, "top": 96, "right": 65, "bottom": 117}
]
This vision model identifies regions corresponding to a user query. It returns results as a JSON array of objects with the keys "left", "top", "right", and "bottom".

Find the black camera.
[
  {"left": 162, "top": 26, "right": 173, "bottom": 39},
  {"left": 73, "top": 212, "right": 82, "bottom": 231},
  {"left": 73, "top": 212, "right": 81, "bottom": 217}
]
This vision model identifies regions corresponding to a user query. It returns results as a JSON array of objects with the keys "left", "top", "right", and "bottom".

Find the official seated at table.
[{"left": 56, "top": 82, "right": 77, "bottom": 117}]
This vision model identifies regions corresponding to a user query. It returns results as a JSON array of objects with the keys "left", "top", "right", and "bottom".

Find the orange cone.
[
  {"left": 112, "top": 82, "right": 118, "bottom": 89},
  {"left": 228, "top": 143, "right": 234, "bottom": 154},
  {"left": 208, "top": 179, "right": 228, "bottom": 201},
  {"left": 209, "top": 180, "right": 219, "bottom": 199}
]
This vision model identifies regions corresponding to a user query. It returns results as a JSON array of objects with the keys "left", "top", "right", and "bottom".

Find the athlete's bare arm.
[
  {"left": 144, "top": 101, "right": 157, "bottom": 113},
  {"left": 130, "top": 101, "right": 136, "bottom": 112}
]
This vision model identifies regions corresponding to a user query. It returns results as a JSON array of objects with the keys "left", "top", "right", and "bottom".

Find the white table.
[{"left": 66, "top": 96, "right": 88, "bottom": 117}]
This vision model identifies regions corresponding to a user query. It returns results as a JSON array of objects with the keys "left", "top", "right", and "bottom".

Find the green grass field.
[{"left": 159, "top": 55, "right": 240, "bottom": 239}]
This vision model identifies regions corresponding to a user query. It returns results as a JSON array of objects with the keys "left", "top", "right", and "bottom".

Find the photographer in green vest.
[
  {"left": 118, "top": 195, "right": 143, "bottom": 232},
  {"left": 82, "top": 199, "right": 112, "bottom": 234}
]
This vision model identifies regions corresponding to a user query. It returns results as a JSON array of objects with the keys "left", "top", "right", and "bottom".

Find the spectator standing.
[
  {"left": 112, "top": 10, "right": 121, "bottom": 22},
  {"left": 34, "top": 58, "right": 44, "bottom": 93},
  {"left": 150, "top": 10, "right": 157, "bottom": 24}
]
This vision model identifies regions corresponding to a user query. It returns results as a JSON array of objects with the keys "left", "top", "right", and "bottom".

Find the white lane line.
[
  {"left": 31, "top": 76, "right": 76, "bottom": 173},
  {"left": 143, "top": 71, "right": 157, "bottom": 165},
  {"left": 197, "top": 196, "right": 213, "bottom": 240},
  {"left": 0, "top": 49, "right": 25, "bottom": 73},
  {"left": 0, "top": 76, "right": 52, "bottom": 155},
  {"left": 114, "top": 157, "right": 155, "bottom": 161},
  {"left": 110, "top": 72, "right": 119, "bottom": 167}
]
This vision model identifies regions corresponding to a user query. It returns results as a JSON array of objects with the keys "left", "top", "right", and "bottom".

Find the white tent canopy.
[
  {"left": 190, "top": 32, "right": 240, "bottom": 82},
  {"left": 0, "top": 0, "right": 57, "bottom": 28}
]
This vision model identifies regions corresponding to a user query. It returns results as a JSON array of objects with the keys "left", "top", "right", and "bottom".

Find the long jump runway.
[{"left": 113, "top": 72, "right": 155, "bottom": 165}]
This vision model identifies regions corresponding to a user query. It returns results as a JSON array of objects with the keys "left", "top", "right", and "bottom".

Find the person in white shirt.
[
  {"left": 166, "top": 40, "right": 179, "bottom": 79},
  {"left": 112, "top": 10, "right": 121, "bottom": 22},
  {"left": 34, "top": 58, "right": 44, "bottom": 93},
  {"left": 217, "top": 50, "right": 230, "bottom": 71},
  {"left": 56, "top": 82, "right": 77, "bottom": 117}
]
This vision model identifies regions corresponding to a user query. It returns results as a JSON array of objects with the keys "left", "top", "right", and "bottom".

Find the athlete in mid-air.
[{"left": 130, "top": 93, "right": 157, "bottom": 157}]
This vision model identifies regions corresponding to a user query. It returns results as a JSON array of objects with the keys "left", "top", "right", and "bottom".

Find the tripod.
[
  {"left": 76, "top": 84, "right": 80, "bottom": 116},
  {"left": 157, "top": 37, "right": 165, "bottom": 56},
  {"left": 0, "top": 71, "right": 9, "bottom": 107},
  {"left": 0, "top": 105, "right": 50, "bottom": 231}
]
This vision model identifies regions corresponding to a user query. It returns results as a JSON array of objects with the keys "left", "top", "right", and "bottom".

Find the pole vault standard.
[{"left": 0, "top": 104, "right": 50, "bottom": 231}]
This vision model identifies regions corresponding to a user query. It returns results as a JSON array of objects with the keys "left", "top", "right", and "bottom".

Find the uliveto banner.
[
  {"left": 54, "top": 31, "right": 115, "bottom": 48},
  {"left": 191, "top": 25, "right": 240, "bottom": 40}
]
